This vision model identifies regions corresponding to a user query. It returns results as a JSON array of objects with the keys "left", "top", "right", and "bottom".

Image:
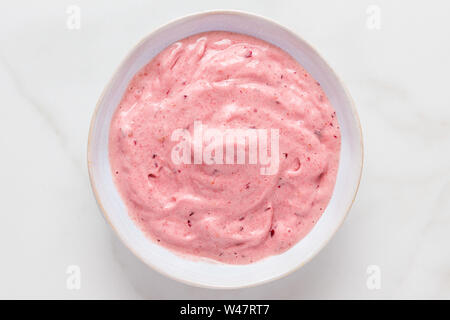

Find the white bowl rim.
[{"left": 87, "top": 9, "right": 364, "bottom": 289}]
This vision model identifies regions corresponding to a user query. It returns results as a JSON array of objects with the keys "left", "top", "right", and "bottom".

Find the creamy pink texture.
[{"left": 109, "top": 31, "right": 340, "bottom": 264}]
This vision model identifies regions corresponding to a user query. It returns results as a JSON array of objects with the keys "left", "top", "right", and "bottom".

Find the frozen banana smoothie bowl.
[{"left": 88, "top": 10, "right": 363, "bottom": 288}]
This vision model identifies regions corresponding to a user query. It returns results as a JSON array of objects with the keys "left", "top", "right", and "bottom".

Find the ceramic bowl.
[{"left": 88, "top": 10, "right": 363, "bottom": 289}]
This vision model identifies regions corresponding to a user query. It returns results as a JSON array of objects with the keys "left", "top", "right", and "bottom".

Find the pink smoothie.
[{"left": 109, "top": 31, "right": 340, "bottom": 264}]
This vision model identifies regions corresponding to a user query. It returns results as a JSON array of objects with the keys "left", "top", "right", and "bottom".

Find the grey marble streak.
[{"left": 0, "top": 0, "right": 448, "bottom": 299}]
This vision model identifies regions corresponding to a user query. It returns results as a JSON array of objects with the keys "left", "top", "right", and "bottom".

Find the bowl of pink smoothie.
[{"left": 88, "top": 10, "right": 363, "bottom": 288}]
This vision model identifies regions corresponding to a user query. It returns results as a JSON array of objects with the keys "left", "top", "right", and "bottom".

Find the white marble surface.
[{"left": 0, "top": 0, "right": 449, "bottom": 299}]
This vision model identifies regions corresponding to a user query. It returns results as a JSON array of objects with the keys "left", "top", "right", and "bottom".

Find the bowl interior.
[{"left": 88, "top": 11, "right": 363, "bottom": 289}]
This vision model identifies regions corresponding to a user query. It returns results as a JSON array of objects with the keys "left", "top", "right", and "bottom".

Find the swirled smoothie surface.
[{"left": 109, "top": 31, "right": 340, "bottom": 264}]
